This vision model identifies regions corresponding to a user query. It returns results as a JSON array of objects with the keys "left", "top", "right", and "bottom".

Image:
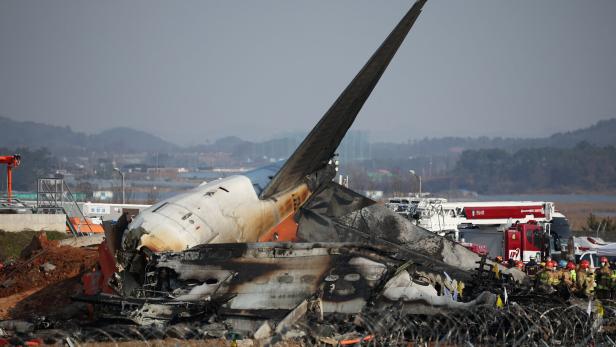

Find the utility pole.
[
  {"left": 409, "top": 169, "right": 421, "bottom": 197},
  {"left": 113, "top": 167, "right": 125, "bottom": 204}
]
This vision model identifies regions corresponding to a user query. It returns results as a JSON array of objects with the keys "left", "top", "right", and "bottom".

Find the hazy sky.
[{"left": 1, "top": 1, "right": 615, "bottom": 145}]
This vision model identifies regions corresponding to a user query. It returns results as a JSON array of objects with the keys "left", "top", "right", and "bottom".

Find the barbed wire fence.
[{"left": 13, "top": 300, "right": 616, "bottom": 346}]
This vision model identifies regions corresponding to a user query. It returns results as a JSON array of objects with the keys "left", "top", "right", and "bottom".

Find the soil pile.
[
  {"left": 0, "top": 232, "right": 98, "bottom": 319},
  {"left": 0, "top": 230, "right": 68, "bottom": 261}
]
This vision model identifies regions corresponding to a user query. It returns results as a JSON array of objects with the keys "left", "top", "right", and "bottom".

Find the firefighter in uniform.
[
  {"left": 537, "top": 260, "right": 557, "bottom": 291},
  {"left": 558, "top": 259, "right": 568, "bottom": 271},
  {"left": 610, "top": 262, "right": 616, "bottom": 299},
  {"left": 526, "top": 256, "right": 539, "bottom": 277},
  {"left": 554, "top": 260, "right": 571, "bottom": 297},
  {"left": 561, "top": 261, "right": 577, "bottom": 292},
  {"left": 534, "top": 262, "right": 546, "bottom": 288},
  {"left": 576, "top": 260, "right": 595, "bottom": 298},
  {"left": 596, "top": 256, "right": 611, "bottom": 299},
  {"left": 548, "top": 260, "right": 561, "bottom": 287}
]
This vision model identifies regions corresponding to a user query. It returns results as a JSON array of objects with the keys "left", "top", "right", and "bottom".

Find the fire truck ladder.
[{"left": 36, "top": 178, "right": 93, "bottom": 236}]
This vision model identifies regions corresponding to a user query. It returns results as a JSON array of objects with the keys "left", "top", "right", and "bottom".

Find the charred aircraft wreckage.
[{"left": 76, "top": 0, "right": 531, "bottom": 342}]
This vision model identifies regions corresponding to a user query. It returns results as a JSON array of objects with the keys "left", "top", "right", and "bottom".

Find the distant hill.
[
  {"left": 370, "top": 118, "right": 616, "bottom": 158},
  {"left": 186, "top": 136, "right": 249, "bottom": 154},
  {"left": 545, "top": 119, "right": 616, "bottom": 148},
  {"left": 90, "top": 127, "right": 178, "bottom": 153},
  {"left": 0, "top": 116, "right": 88, "bottom": 154},
  {"left": 1, "top": 115, "right": 614, "bottom": 158},
  {"left": 0, "top": 116, "right": 177, "bottom": 155}
]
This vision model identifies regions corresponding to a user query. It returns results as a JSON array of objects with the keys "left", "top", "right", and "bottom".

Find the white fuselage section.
[{"left": 122, "top": 173, "right": 310, "bottom": 253}]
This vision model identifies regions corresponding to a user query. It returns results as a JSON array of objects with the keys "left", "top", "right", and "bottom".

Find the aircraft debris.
[
  {"left": 3, "top": 0, "right": 614, "bottom": 346},
  {"left": 69, "top": 0, "right": 524, "bottom": 341},
  {"left": 3, "top": 287, "right": 616, "bottom": 345}
]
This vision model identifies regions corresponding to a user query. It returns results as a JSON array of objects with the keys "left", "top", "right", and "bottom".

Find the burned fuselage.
[{"left": 100, "top": 241, "right": 496, "bottom": 326}]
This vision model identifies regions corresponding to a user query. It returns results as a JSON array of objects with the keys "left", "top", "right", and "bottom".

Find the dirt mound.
[
  {"left": 18, "top": 230, "right": 57, "bottom": 259},
  {"left": 0, "top": 232, "right": 98, "bottom": 319},
  {"left": 0, "top": 230, "right": 68, "bottom": 262}
]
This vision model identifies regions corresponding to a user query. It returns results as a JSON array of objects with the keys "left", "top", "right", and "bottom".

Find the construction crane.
[{"left": 0, "top": 154, "right": 21, "bottom": 203}]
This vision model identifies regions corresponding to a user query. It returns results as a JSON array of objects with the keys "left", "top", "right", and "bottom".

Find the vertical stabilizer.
[{"left": 260, "top": 0, "right": 427, "bottom": 199}]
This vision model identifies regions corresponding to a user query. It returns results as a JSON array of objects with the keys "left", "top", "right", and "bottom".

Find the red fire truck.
[
  {"left": 461, "top": 220, "right": 559, "bottom": 262},
  {"left": 390, "top": 198, "right": 569, "bottom": 261},
  {"left": 503, "top": 220, "right": 552, "bottom": 262}
]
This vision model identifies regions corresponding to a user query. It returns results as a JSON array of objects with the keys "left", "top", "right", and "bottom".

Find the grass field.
[
  {"left": 0, "top": 230, "right": 69, "bottom": 261},
  {"left": 554, "top": 201, "right": 616, "bottom": 241},
  {"left": 556, "top": 202, "right": 616, "bottom": 229}
]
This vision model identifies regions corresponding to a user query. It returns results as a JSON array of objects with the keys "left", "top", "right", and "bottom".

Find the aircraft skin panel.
[
  {"left": 260, "top": 0, "right": 427, "bottom": 199},
  {"left": 122, "top": 175, "right": 311, "bottom": 253}
]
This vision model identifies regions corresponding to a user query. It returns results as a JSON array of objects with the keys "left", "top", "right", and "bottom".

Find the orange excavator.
[{"left": 0, "top": 154, "right": 21, "bottom": 203}]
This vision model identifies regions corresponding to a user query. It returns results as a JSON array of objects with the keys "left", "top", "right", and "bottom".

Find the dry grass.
[
  {"left": 0, "top": 230, "right": 68, "bottom": 261},
  {"left": 555, "top": 201, "right": 616, "bottom": 231}
]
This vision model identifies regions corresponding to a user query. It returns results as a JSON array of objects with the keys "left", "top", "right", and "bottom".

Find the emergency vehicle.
[
  {"left": 503, "top": 220, "right": 552, "bottom": 262},
  {"left": 411, "top": 200, "right": 555, "bottom": 235},
  {"left": 387, "top": 197, "right": 571, "bottom": 261}
]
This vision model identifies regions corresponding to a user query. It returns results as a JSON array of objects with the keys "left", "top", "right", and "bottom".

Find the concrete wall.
[
  {"left": 59, "top": 234, "right": 104, "bottom": 247},
  {"left": 0, "top": 214, "right": 66, "bottom": 232}
]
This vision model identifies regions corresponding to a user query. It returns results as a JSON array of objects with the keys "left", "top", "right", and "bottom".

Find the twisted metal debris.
[
  {"left": 8, "top": 301, "right": 615, "bottom": 346},
  {"left": 349, "top": 303, "right": 610, "bottom": 346}
]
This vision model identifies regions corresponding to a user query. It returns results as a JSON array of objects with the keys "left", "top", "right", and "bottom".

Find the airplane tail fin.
[{"left": 260, "top": 0, "right": 427, "bottom": 199}]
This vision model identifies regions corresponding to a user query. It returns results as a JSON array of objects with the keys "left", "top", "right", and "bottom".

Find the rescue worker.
[
  {"left": 610, "top": 262, "right": 616, "bottom": 299},
  {"left": 553, "top": 260, "right": 569, "bottom": 297},
  {"left": 525, "top": 256, "right": 539, "bottom": 277},
  {"left": 537, "top": 260, "right": 556, "bottom": 291},
  {"left": 596, "top": 256, "right": 611, "bottom": 299},
  {"left": 576, "top": 259, "right": 595, "bottom": 298},
  {"left": 557, "top": 260, "right": 567, "bottom": 281},
  {"left": 515, "top": 261, "right": 524, "bottom": 271},
  {"left": 491, "top": 261, "right": 501, "bottom": 280},
  {"left": 495, "top": 256, "right": 503, "bottom": 264},
  {"left": 561, "top": 261, "right": 577, "bottom": 292},
  {"left": 548, "top": 260, "right": 561, "bottom": 287},
  {"left": 543, "top": 256, "right": 553, "bottom": 269}
]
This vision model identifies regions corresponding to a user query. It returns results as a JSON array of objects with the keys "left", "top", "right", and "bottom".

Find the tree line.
[
  {"left": 2, "top": 142, "right": 616, "bottom": 196},
  {"left": 454, "top": 142, "right": 616, "bottom": 194}
]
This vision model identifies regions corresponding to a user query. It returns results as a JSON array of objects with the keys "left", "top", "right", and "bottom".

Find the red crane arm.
[
  {"left": 0, "top": 155, "right": 21, "bottom": 166},
  {"left": 0, "top": 154, "right": 21, "bottom": 202}
]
